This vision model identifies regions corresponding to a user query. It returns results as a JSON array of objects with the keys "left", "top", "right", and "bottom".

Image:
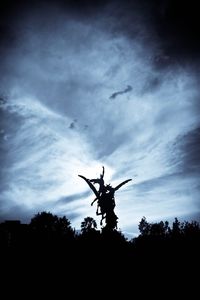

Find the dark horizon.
[{"left": 1, "top": 209, "right": 200, "bottom": 238}]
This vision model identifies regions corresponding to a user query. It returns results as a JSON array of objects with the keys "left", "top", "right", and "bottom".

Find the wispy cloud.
[
  {"left": 109, "top": 85, "right": 132, "bottom": 99},
  {"left": 0, "top": 2, "right": 200, "bottom": 235}
]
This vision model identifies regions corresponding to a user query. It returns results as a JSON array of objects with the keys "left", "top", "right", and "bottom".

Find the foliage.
[
  {"left": 138, "top": 216, "right": 200, "bottom": 238},
  {"left": 81, "top": 216, "right": 97, "bottom": 234},
  {"left": 1, "top": 212, "right": 200, "bottom": 259},
  {"left": 30, "top": 211, "right": 74, "bottom": 238}
]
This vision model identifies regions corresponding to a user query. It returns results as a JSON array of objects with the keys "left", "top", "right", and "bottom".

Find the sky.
[{"left": 0, "top": 0, "right": 200, "bottom": 237}]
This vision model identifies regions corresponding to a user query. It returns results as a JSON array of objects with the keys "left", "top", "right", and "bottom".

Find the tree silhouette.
[
  {"left": 1, "top": 210, "right": 200, "bottom": 280},
  {"left": 172, "top": 217, "right": 181, "bottom": 236},
  {"left": 30, "top": 211, "right": 74, "bottom": 246},
  {"left": 81, "top": 217, "right": 97, "bottom": 234},
  {"left": 56, "top": 216, "right": 73, "bottom": 235},
  {"left": 138, "top": 216, "right": 151, "bottom": 236},
  {"left": 183, "top": 220, "right": 200, "bottom": 237},
  {"left": 30, "top": 211, "right": 59, "bottom": 232},
  {"left": 138, "top": 217, "right": 170, "bottom": 237}
]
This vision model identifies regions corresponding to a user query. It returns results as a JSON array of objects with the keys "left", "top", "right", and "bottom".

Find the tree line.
[
  {"left": 1, "top": 211, "right": 200, "bottom": 251},
  {"left": 1, "top": 211, "right": 199, "bottom": 292}
]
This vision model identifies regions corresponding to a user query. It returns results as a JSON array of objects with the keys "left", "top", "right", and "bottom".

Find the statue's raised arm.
[
  {"left": 102, "top": 166, "right": 105, "bottom": 178},
  {"left": 114, "top": 179, "right": 132, "bottom": 191},
  {"left": 78, "top": 175, "right": 100, "bottom": 199},
  {"left": 90, "top": 165, "right": 105, "bottom": 184}
]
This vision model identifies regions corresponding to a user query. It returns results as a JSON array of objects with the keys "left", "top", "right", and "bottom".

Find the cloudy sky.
[{"left": 0, "top": 0, "right": 200, "bottom": 236}]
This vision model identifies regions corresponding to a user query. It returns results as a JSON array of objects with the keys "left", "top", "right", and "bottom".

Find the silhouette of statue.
[
  {"left": 90, "top": 166, "right": 105, "bottom": 206},
  {"left": 78, "top": 168, "right": 132, "bottom": 230}
]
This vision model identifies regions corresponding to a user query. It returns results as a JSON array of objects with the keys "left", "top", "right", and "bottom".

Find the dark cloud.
[
  {"left": 69, "top": 122, "right": 75, "bottom": 129},
  {"left": 174, "top": 127, "right": 200, "bottom": 174},
  {"left": 57, "top": 190, "right": 91, "bottom": 204},
  {"left": 109, "top": 85, "right": 132, "bottom": 100},
  {"left": 69, "top": 120, "right": 77, "bottom": 130},
  {"left": 0, "top": 205, "right": 79, "bottom": 223},
  {"left": 141, "top": 77, "right": 162, "bottom": 94},
  {"left": 133, "top": 174, "right": 176, "bottom": 195},
  {"left": 0, "top": 96, "right": 7, "bottom": 105},
  {"left": 1, "top": 0, "right": 200, "bottom": 66},
  {"left": 153, "top": 0, "right": 200, "bottom": 62},
  {"left": 104, "top": 0, "right": 200, "bottom": 66},
  {"left": 0, "top": 204, "right": 34, "bottom": 223}
]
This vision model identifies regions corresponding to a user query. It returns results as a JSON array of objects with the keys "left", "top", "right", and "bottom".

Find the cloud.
[
  {"left": 109, "top": 85, "right": 132, "bottom": 99},
  {"left": 69, "top": 120, "right": 78, "bottom": 130},
  {"left": 0, "top": 0, "right": 200, "bottom": 234},
  {"left": 57, "top": 190, "right": 91, "bottom": 205}
]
